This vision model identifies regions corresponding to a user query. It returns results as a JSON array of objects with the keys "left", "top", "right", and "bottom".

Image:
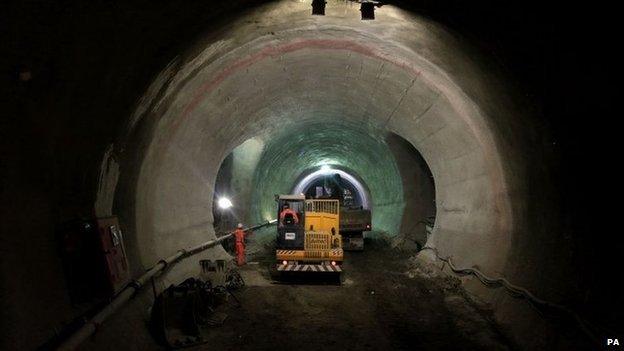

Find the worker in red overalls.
[
  {"left": 233, "top": 223, "right": 246, "bottom": 266},
  {"left": 279, "top": 203, "right": 299, "bottom": 226}
]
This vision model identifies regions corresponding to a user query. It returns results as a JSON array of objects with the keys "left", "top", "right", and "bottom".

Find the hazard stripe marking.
[{"left": 277, "top": 264, "right": 342, "bottom": 272}]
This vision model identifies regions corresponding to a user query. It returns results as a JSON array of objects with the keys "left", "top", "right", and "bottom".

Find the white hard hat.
[{"left": 237, "top": 223, "right": 243, "bottom": 228}]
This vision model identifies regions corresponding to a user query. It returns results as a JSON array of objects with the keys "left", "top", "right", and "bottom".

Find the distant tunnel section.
[
  {"left": 209, "top": 120, "right": 436, "bottom": 248},
  {"left": 292, "top": 166, "right": 372, "bottom": 209},
  {"left": 248, "top": 121, "right": 404, "bottom": 236}
]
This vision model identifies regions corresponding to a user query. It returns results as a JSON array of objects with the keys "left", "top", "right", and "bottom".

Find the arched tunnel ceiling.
[
  {"left": 248, "top": 120, "right": 404, "bottom": 234},
  {"left": 293, "top": 167, "right": 372, "bottom": 209},
  {"left": 128, "top": 0, "right": 519, "bottom": 281},
  {"left": 4, "top": 1, "right": 621, "bottom": 349}
]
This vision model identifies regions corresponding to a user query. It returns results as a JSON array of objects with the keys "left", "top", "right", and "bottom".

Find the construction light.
[
  {"left": 360, "top": 1, "right": 375, "bottom": 20},
  {"left": 217, "top": 197, "right": 233, "bottom": 209},
  {"left": 331, "top": 261, "right": 337, "bottom": 266},
  {"left": 282, "top": 260, "right": 288, "bottom": 265},
  {"left": 312, "top": 0, "right": 326, "bottom": 15}
]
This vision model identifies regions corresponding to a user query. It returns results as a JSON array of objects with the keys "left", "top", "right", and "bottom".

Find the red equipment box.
[{"left": 95, "top": 216, "right": 131, "bottom": 295}]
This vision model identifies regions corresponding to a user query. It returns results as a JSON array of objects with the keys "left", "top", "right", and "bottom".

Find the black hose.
[{"left": 420, "top": 246, "right": 603, "bottom": 346}]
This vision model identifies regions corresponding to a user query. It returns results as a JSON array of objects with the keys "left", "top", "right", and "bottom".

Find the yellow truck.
[{"left": 275, "top": 195, "right": 343, "bottom": 273}]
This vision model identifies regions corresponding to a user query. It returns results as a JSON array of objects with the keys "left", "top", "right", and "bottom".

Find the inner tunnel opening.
[
  {"left": 211, "top": 120, "right": 436, "bottom": 254},
  {"left": 294, "top": 166, "right": 370, "bottom": 209}
]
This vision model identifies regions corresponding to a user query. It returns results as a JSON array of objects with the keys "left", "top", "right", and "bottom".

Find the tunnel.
[
  {"left": 2, "top": 0, "right": 621, "bottom": 350},
  {"left": 213, "top": 121, "right": 434, "bottom": 243}
]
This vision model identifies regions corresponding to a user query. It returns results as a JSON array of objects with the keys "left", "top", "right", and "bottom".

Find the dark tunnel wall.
[{"left": 1, "top": 1, "right": 621, "bottom": 349}]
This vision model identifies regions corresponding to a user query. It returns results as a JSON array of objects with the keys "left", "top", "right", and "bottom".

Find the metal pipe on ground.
[{"left": 56, "top": 220, "right": 276, "bottom": 351}]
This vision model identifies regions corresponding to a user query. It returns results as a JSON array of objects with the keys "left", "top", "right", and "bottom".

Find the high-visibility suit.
[
  {"left": 233, "top": 228, "right": 246, "bottom": 266},
  {"left": 279, "top": 208, "right": 300, "bottom": 224}
]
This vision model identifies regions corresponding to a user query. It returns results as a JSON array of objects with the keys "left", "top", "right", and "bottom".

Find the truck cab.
[
  {"left": 275, "top": 195, "right": 343, "bottom": 273},
  {"left": 276, "top": 195, "right": 306, "bottom": 249}
]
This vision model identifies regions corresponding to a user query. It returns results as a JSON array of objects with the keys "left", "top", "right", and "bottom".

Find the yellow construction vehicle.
[{"left": 275, "top": 195, "right": 343, "bottom": 273}]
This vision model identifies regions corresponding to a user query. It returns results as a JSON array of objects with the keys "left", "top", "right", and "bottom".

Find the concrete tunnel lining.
[
  {"left": 93, "top": 0, "right": 543, "bottom": 340},
  {"left": 6, "top": 0, "right": 620, "bottom": 349},
  {"left": 247, "top": 120, "right": 405, "bottom": 235},
  {"left": 292, "top": 167, "right": 372, "bottom": 209},
  {"left": 211, "top": 120, "right": 437, "bottom": 247},
  {"left": 124, "top": 0, "right": 516, "bottom": 287}
]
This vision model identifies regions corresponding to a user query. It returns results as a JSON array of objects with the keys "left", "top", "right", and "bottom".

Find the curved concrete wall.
[
  {"left": 128, "top": 0, "right": 517, "bottom": 281},
  {"left": 2, "top": 0, "right": 588, "bottom": 348},
  {"left": 11, "top": 1, "right": 609, "bottom": 349},
  {"left": 212, "top": 123, "right": 435, "bottom": 245},
  {"left": 248, "top": 121, "right": 404, "bottom": 234}
]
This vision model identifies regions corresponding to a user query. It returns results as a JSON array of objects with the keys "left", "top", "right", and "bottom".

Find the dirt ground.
[
  {"left": 80, "top": 238, "right": 516, "bottom": 351},
  {"left": 185, "top": 238, "right": 516, "bottom": 351}
]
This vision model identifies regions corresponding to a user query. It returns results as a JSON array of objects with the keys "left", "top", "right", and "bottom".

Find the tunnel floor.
[{"left": 85, "top": 239, "right": 516, "bottom": 351}]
